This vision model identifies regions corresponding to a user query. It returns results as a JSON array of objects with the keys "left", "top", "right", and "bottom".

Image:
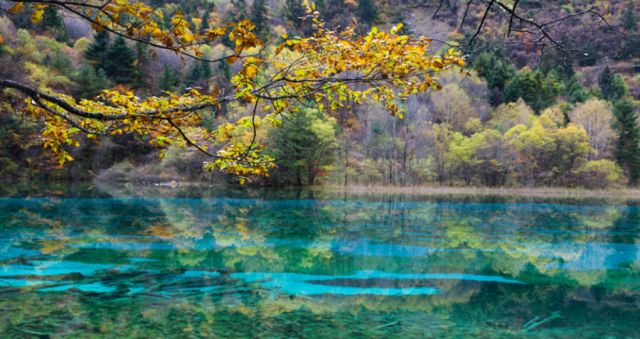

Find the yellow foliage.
[
  {"left": 8, "top": 2, "right": 24, "bottom": 15},
  {"left": 7, "top": 1, "right": 463, "bottom": 179}
]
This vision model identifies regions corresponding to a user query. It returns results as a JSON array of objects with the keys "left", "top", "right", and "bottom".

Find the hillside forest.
[{"left": 1, "top": 0, "right": 640, "bottom": 188}]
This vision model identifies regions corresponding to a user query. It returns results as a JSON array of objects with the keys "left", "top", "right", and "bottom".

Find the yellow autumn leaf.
[
  {"left": 8, "top": 2, "right": 25, "bottom": 14},
  {"left": 31, "top": 10, "right": 45, "bottom": 24}
]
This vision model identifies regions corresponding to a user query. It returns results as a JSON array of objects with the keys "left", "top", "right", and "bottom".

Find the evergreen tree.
[
  {"left": 42, "top": 6, "right": 67, "bottom": 40},
  {"left": 539, "top": 49, "right": 574, "bottom": 79},
  {"left": 103, "top": 36, "right": 136, "bottom": 84},
  {"left": 46, "top": 49, "right": 74, "bottom": 76},
  {"left": 132, "top": 42, "right": 149, "bottom": 88},
  {"left": 357, "top": 0, "right": 379, "bottom": 25},
  {"left": 599, "top": 67, "right": 628, "bottom": 101},
  {"left": 613, "top": 99, "right": 640, "bottom": 185},
  {"left": 268, "top": 107, "right": 337, "bottom": 185},
  {"left": 200, "top": 11, "right": 211, "bottom": 34},
  {"left": 218, "top": 59, "right": 231, "bottom": 82},
  {"left": 73, "top": 64, "right": 110, "bottom": 98},
  {"left": 157, "top": 65, "right": 180, "bottom": 94},
  {"left": 284, "top": 0, "right": 306, "bottom": 30},
  {"left": 231, "top": 0, "right": 248, "bottom": 21},
  {"left": 314, "top": 0, "right": 326, "bottom": 17},
  {"left": 473, "top": 49, "right": 516, "bottom": 106},
  {"left": 251, "top": 0, "right": 269, "bottom": 40},
  {"left": 84, "top": 30, "right": 110, "bottom": 70},
  {"left": 622, "top": 2, "right": 637, "bottom": 31},
  {"left": 565, "top": 77, "right": 590, "bottom": 103},
  {"left": 186, "top": 61, "right": 212, "bottom": 88},
  {"left": 503, "top": 69, "right": 559, "bottom": 112}
]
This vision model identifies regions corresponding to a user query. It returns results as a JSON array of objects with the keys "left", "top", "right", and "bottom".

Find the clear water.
[{"left": 0, "top": 186, "right": 639, "bottom": 337}]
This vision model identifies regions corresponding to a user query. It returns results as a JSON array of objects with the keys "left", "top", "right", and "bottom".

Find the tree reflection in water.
[{"left": 0, "top": 185, "right": 638, "bottom": 337}]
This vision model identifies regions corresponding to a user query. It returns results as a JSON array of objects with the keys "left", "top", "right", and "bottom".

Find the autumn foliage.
[{"left": 1, "top": 1, "right": 462, "bottom": 182}]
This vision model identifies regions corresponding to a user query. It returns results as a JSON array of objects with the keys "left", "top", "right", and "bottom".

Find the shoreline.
[
  {"left": 317, "top": 185, "right": 640, "bottom": 199},
  {"left": 4, "top": 179, "right": 640, "bottom": 200}
]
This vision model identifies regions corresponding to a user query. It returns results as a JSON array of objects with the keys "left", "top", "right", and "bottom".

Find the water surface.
[{"left": 0, "top": 186, "right": 639, "bottom": 337}]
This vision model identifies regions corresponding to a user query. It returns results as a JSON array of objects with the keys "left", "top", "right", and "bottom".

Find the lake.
[{"left": 0, "top": 185, "right": 638, "bottom": 337}]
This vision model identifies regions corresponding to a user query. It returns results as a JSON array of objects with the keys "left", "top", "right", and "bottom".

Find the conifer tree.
[
  {"left": 599, "top": 67, "right": 628, "bottom": 101},
  {"left": 613, "top": 99, "right": 640, "bottom": 185},
  {"left": 622, "top": 2, "right": 637, "bottom": 31},
  {"left": 503, "top": 69, "right": 559, "bottom": 112},
  {"left": 284, "top": 0, "right": 306, "bottom": 30},
  {"left": 42, "top": 6, "right": 66, "bottom": 40},
  {"left": 73, "top": 64, "right": 110, "bottom": 98},
  {"left": 473, "top": 49, "right": 516, "bottom": 106},
  {"left": 84, "top": 30, "right": 110, "bottom": 70},
  {"left": 157, "top": 65, "right": 180, "bottom": 94},
  {"left": 103, "top": 36, "right": 136, "bottom": 84},
  {"left": 132, "top": 42, "right": 149, "bottom": 88},
  {"left": 357, "top": 0, "right": 379, "bottom": 25},
  {"left": 230, "top": 0, "right": 248, "bottom": 21},
  {"left": 268, "top": 107, "right": 337, "bottom": 186},
  {"left": 186, "top": 61, "right": 212, "bottom": 88},
  {"left": 251, "top": 0, "right": 269, "bottom": 40}
]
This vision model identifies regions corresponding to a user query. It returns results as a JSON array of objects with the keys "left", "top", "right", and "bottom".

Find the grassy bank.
[{"left": 319, "top": 185, "right": 640, "bottom": 199}]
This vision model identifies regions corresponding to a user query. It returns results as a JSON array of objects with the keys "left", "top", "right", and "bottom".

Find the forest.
[
  {"left": 2, "top": 2, "right": 640, "bottom": 337},
  {"left": 1, "top": 0, "right": 640, "bottom": 189}
]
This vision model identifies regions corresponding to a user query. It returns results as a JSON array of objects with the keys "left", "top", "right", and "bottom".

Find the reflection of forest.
[{"left": 0, "top": 187, "right": 639, "bottom": 336}]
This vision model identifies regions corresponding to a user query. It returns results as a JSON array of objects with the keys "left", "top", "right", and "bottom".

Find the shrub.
[{"left": 575, "top": 160, "right": 624, "bottom": 188}]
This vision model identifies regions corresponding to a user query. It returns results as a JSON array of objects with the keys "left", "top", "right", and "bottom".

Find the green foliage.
[
  {"left": 24, "top": 61, "right": 72, "bottom": 90},
  {"left": 284, "top": 0, "right": 306, "bottom": 30},
  {"left": 598, "top": 67, "right": 628, "bottom": 102},
  {"left": 503, "top": 69, "right": 560, "bottom": 112},
  {"left": 564, "top": 77, "right": 590, "bottom": 103},
  {"left": 622, "top": 2, "right": 637, "bottom": 31},
  {"left": 487, "top": 99, "right": 535, "bottom": 133},
  {"left": 446, "top": 131, "right": 490, "bottom": 184},
  {"left": 504, "top": 118, "right": 590, "bottom": 185},
  {"left": 44, "top": 49, "right": 73, "bottom": 76},
  {"left": 103, "top": 36, "right": 137, "bottom": 85},
  {"left": 132, "top": 42, "right": 150, "bottom": 88},
  {"left": 613, "top": 99, "right": 640, "bottom": 185},
  {"left": 43, "top": 7, "right": 64, "bottom": 31},
  {"left": 73, "top": 64, "right": 111, "bottom": 98},
  {"left": 267, "top": 107, "right": 338, "bottom": 185},
  {"left": 85, "top": 30, "right": 110, "bottom": 70},
  {"left": 2, "top": 0, "right": 639, "bottom": 189},
  {"left": 472, "top": 49, "right": 516, "bottom": 106},
  {"left": 230, "top": 0, "right": 249, "bottom": 21},
  {"left": 186, "top": 61, "right": 212, "bottom": 88},
  {"left": 575, "top": 159, "right": 624, "bottom": 189},
  {"left": 250, "top": 0, "right": 269, "bottom": 40},
  {"left": 158, "top": 65, "right": 180, "bottom": 94},
  {"left": 357, "top": 0, "right": 379, "bottom": 25},
  {"left": 15, "top": 29, "right": 42, "bottom": 62}
]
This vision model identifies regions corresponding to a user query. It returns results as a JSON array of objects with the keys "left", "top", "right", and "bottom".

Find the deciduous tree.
[
  {"left": 0, "top": 0, "right": 463, "bottom": 180},
  {"left": 569, "top": 99, "right": 615, "bottom": 160}
]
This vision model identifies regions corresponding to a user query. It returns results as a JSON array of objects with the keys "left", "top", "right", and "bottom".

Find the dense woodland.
[{"left": 1, "top": 0, "right": 640, "bottom": 188}]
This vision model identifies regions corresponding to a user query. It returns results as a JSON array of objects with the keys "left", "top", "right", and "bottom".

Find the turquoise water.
[{"left": 0, "top": 187, "right": 639, "bottom": 337}]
